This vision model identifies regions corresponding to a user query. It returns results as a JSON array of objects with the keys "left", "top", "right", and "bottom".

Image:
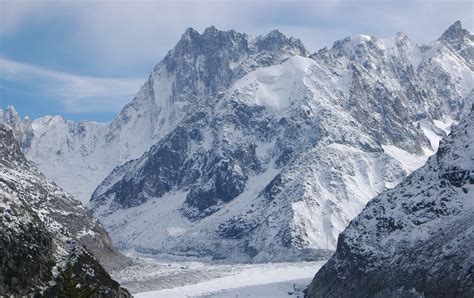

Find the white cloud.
[{"left": 0, "top": 57, "right": 144, "bottom": 112}]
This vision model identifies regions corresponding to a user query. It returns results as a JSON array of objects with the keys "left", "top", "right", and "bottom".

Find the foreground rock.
[
  {"left": 0, "top": 124, "right": 130, "bottom": 296},
  {"left": 306, "top": 107, "right": 473, "bottom": 297}
]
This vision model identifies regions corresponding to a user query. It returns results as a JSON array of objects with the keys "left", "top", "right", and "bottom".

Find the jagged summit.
[
  {"left": 202, "top": 25, "right": 229, "bottom": 36},
  {"left": 176, "top": 26, "right": 308, "bottom": 57},
  {"left": 160, "top": 25, "right": 309, "bottom": 105},
  {"left": 257, "top": 29, "right": 308, "bottom": 55},
  {"left": 183, "top": 26, "right": 200, "bottom": 36},
  {"left": 439, "top": 20, "right": 469, "bottom": 42},
  {"left": 1, "top": 106, "right": 20, "bottom": 122},
  {"left": 0, "top": 105, "right": 34, "bottom": 151},
  {"left": 438, "top": 20, "right": 474, "bottom": 62}
]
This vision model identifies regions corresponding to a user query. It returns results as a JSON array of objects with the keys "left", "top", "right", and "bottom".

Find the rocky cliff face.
[
  {"left": 306, "top": 107, "right": 473, "bottom": 297},
  {"left": 87, "top": 22, "right": 473, "bottom": 262},
  {"left": 0, "top": 124, "right": 129, "bottom": 296}
]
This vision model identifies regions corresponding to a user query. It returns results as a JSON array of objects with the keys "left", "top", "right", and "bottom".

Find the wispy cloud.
[
  {"left": 0, "top": 57, "right": 144, "bottom": 113},
  {"left": 0, "top": 0, "right": 472, "bottom": 121}
]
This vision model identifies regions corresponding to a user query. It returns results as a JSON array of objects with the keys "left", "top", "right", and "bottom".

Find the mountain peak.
[
  {"left": 2, "top": 105, "right": 19, "bottom": 119},
  {"left": 181, "top": 27, "right": 201, "bottom": 41},
  {"left": 257, "top": 29, "right": 308, "bottom": 56},
  {"left": 202, "top": 25, "right": 218, "bottom": 35},
  {"left": 396, "top": 31, "right": 407, "bottom": 39},
  {"left": 1, "top": 105, "right": 21, "bottom": 125},
  {"left": 264, "top": 29, "right": 285, "bottom": 39},
  {"left": 7, "top": 105, "right": 16, "bottom": 113},
  {"left": 181, "top": 26, "right": 241, "bottom": 41},
  {"left": 438, "top": 20, "right": 469, "bottom": 43}
]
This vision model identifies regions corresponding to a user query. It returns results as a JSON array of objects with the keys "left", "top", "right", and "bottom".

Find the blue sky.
[{"left": 0, "top": 0, "right": 472, "bottom": 122}]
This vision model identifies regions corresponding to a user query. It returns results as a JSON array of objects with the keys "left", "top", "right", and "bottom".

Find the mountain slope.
[
  {"left": 88, "top": 22, "right": 473, "bottom": 262},
  {"left": 0, "top": 124, "right": 129, "bottom": 296},
  {"left": 0, "top": 28, "right": 307, "bottom": 204},
  {"left": 306, "top": 106, "right": 473, "bottom": 297}
]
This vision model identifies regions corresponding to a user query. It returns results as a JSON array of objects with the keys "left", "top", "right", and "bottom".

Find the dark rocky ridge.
[
  {"left": 0, "top": 124, "right": 130, "bottom": 296},
  {"left": 0, "top": 191, "right": 55, "bottom": 295},
  {"left": 306, "top": 107, "right": 474, "bottom": 297}
]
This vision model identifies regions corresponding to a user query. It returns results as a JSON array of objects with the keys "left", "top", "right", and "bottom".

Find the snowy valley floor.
[{"left": 110, "top": 253, "right": 327, "bottom": 297}]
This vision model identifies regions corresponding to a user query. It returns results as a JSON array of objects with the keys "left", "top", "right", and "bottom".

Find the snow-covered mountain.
[
  {"left": 0, "top": 124, "right": 130, "bottom": 296},
  {"left": 1, "top": 21, "right": 473, "bottom": 262},
  {"left": 306, "top": 106, "right": 473, "bottom": 297},
  {"left": 0, "top": 27, "right": 307, "bottom": 204},
  {"left": 88, "top": 22, "right": 473, "bottom": 261}
]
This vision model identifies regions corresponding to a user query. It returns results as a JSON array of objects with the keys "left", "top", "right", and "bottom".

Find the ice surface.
[{"left": 114, "top": 257, "right": 326, "bottom": 297}]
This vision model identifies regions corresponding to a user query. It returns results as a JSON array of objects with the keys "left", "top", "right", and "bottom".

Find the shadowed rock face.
[
  {"left": 0, "top": 125, "right": 130, "bottom": 296},
  {"left": 0, "top": 196, "right": 55, "bottom": 295},
  {"left": 306, "top": 107, "right": 474, "bottom": 297}
]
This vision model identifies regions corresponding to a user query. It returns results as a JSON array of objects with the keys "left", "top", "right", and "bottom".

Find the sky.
[{"left": 0, "top": 0, "right": 473, "bottom": 122}]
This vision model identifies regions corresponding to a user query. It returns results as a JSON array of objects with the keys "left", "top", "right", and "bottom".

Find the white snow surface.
[
  {"left": 231, "top": 56, "right": 315, "bottom": 111},
  {"left": 110, "top": 254, "right": 325, "bottom": 297}
]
